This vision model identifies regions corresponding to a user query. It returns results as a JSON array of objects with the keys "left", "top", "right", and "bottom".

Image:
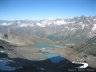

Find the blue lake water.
[
  {"left": 43, "top": 52, "right": 64, "bottom": 63},
  {"left": 36, "top": 44, "right": 57, "bottom": 48}
]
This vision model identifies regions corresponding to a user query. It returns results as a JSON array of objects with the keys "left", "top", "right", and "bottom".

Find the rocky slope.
[{"left": 0, "top": 16, "right": 96, "bottom": 55}]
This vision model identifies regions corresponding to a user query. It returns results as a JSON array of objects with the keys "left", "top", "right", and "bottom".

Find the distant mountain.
[{"left": 0, "top": 16, "right": 96, "bottom": 55}]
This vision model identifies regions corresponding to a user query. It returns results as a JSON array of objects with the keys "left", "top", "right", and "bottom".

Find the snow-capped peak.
[{"left": 0, "top": 23, "right": 12, "bottom": 26}]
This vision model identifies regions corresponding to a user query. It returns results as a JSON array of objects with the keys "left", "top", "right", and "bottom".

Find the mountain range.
[{"left": 0, "top": 16, "right": 96, "bottom": 56}]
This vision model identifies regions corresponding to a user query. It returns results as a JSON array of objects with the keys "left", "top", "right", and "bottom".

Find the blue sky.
[{"left": 0, "top": 0, "right": 96, "bottom": 20}]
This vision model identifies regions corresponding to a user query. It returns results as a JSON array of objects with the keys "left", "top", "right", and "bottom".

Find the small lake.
[
  {"left": 43, "top": 52, "right": 64, "bottom": 63},
  {"left": 36, "top": 44, "right": 57, "bottom": 48}
]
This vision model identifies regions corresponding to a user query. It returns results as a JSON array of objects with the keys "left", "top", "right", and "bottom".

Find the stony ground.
[{"left": 8, "top": 46, "right": 96, "bottom": 68}]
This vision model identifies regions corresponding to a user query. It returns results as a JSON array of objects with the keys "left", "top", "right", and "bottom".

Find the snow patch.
[
  {"left": 37, "top": 23, "right": 45, "bottom": 27},
  {"left": 0, "top": 23, "right": 12, "bottom": 26},
  {"left": 19, "top": 23, "right": 33, "bottom": 27},
  {"left": 92, "top": 24, "right": 96, "bottom": 31}
]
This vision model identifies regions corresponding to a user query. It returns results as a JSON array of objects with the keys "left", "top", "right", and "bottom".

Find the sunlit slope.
[
  {"left": 74, "top": 36, "right": 96, "bottom": 56},
  {"left": 0, "top": 31, "right": 56, "bottom": 47}
]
